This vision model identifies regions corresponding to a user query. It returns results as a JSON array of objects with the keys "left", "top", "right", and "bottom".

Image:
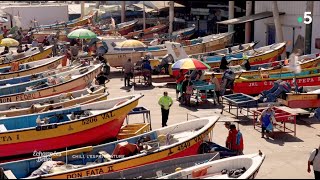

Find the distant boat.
[
  {"left": 124, "top": 24, "right": 169, "bottom": 39},
  {"left": 102, "top": 20, "right": 139, "bottom": 36}
]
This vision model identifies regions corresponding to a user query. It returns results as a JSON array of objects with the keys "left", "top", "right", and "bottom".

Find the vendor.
[
  {"left": 141, "top": 60, "right": 152, "bottom": 86},
  {"left": 181, "top": 75, "right": 193, "bottom": 106}
]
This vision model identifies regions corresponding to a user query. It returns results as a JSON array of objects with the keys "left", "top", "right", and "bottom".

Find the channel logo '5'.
[{"left": 304, "top": 12, "right": 312, "bottom": 24}]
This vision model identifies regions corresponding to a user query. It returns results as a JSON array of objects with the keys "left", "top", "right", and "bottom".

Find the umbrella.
[
  {"left": 114, "top": 39, "right": 147, "bottom": 51},
  {"left": 67, "top": 28, "right": 97, "bottom": 39},
  {"left": 171, "top": 58, "right": 211, "bottom": 70},
  {"left": 0, "top": 38, "right": 19, "bottom": 47}
]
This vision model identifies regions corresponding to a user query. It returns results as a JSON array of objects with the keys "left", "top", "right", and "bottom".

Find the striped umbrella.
[{"left": 172, "top": 58, "right": 211, "bottom": 70}]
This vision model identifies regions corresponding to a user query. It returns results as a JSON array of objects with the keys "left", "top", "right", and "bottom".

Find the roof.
[
  {"left": 217, "top": 11, "right": 285, "bottom": 25},
  {"left": 131, "top": 3, "right": 155, "bottom": 13},
  {"left": 137, "top": 1, "right": 184, "bottom": 11}
]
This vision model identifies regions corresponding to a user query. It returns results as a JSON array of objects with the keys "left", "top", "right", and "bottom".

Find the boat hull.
[
  {"left": 124, "top": 24, "right": 169, "bottom": 39},
  {"left": 234, "top": 75, "right": 320, "bottom": 95},
  {"left": 0, "top": 46, "right": 53, "bottom": 68},
  {"left": 42, "top": 122, "right": 216, "bottom": 179},
  {"left": 0, "top": 65, "right": 101, "bottom": 103},
  {"left": 33, "top": 33, "right": 68, "bottom": 43},
  {"left": 105, "top": 33, "right": 233, "bottom": 68},
  {"left": 279, "top": 93, "right": 320, "bottom": 108}
]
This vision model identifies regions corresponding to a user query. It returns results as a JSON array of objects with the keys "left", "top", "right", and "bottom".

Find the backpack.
[
  {"left": 311, "top": 149, "right": 319, "bottom": 165},
  {"left": 236, "top": 130, "right": 243, "bottom": 146}
]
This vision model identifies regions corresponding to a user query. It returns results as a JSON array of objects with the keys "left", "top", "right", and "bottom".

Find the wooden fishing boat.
[
  {"left": 33, "top": 31, "right": 68, "bottom": 43},
  {"left": 105, "top": 32, "right": 233, "bottom": 68},
  {"left": 103, "top": 20, "right": 139, "bottom": 36},
  {"left": 0, "top": 45, "right": 53, "bottom": 68},
  {"left": 0, "top": 94, "right": 143, "bottom": 158},
  {"left": 39, "top": 11, "right": 98, "bottom": 29},
  {"left": 141, "top": 26, "right": 196, "bottom": 45},
  {"left": 124, "top": 24, "right": 169, "bottom": 39},
  {"left": 0, "top": 64, "right": 102, "bottom": 103},
  {"left": 233, "top": 66, "right": 320, "bottom": 95},
  {"left": 0, "top": 116, "right": 219, "bottom": 179},
  {"left": 0, "top": 56, "right": 65, "bottom": 80},
  {"left": 0, "top": 85, "right": 109, "bottom": 117},
  {"left": 78, "top": 153, "right": 220, "bottom": 179},
  {"left": 158, "top": 153, "right": 265, "bottom": 179},
  {"left": 204, "top": 53, "right": 320, "bottom": 81},
  {"left": 202, "top": 42, "right": 286, "bottom": 68},
  {"left": 278, "top": 86, "right": 320, "bottom": 108}
]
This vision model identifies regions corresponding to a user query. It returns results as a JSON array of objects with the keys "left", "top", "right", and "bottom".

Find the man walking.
[
  {"left": 308, "top": 145, "right": 320, "bottom": 179},
  {"left": 158, "top": 91, "right": 173, "bottom": 127}
]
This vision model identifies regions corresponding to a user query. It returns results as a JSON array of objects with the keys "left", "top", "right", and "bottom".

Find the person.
[
  {"left": 31, "top": 38, "right": 39, "bottom": 47},
  {"left": 224, "top": 122, "right": 231, "bottom": 131},
  {"left": 176, "top": 70, "right": 185, "bottom": 100},
  {"left": 207, "top": 9, "right": 222, "bottom": 34},
  {"left": 24, "top": 44, "right": 30, "bottom": 52},
  {"left": 141, "top": 60, "right": 152, "bottom": 86},
  {"left": 226, "top": 124, "right": 244, "bottom": 155},
  {"left": 308, "top": 145, "right": 320, "bottom": 179},
  {"left": 259, "top": 104, "right": 275, "bottom": 138},
  {"left": 70, "top": 44, "right": 79, "bottom": 60},
  {"left": 17, "top": 45, "right": 24, "bottom": 53},
  {"left": 43, "top": 36, "right": 50, "bottom": 46},
  {"left": 123, "top": 58, "right": 134, "bottom": 87},
  {"left": 210, "top": 73, "right": 221, "bottom": 104},
  {"left": 242, "top": 53, "right": 251, "bottom": 71},
  {"left": 0, "top": 46, "right": 9, "bottom": 55},
  {"left": 219, "top": 56, "right": 229, "bottom": 71},
  {"left": 95, "top": 71, "right": 109, "bottom": 87},
  {"left": 0, "top": 27, "right": 4, "bottom": 35},
  {"left": 3, "top": 26, "right": 8, "bottom": 37},
  {"left": 97, "top": 54, "right": 106, "bottom": 63},
  {"left": 181, "top": 75, "right": 193, "bottom": 106},
  {"left": 158, "top": 91, "right": 173, "bottom": 127}
]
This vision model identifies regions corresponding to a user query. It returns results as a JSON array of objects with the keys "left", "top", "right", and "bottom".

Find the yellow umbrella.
[
  {"left": 0, "top": 38, "right": 19, "bottom": 47},
  {"left": 115, "top": 39, "right": 147, "bottom": 51}
]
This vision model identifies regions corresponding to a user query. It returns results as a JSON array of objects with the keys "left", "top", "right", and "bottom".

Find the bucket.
[{"left": 201, "top": 93, "right": 207, "bottom": 100}]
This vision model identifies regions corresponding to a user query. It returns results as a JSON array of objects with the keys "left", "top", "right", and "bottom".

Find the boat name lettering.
[
  {"left": 248, "top": 82, "right": 258, "bottom": 87},
  {"left": 0, "top": 97, "right": 12, "bottom": 103},
  {"left": 16, "top": 92, "right": 41, "bottom": 101},
  {"left": 193, "top": 134, "right": 205, "bottom": 143},
  {"left": 177, "top": 141, "right": 191, "bottom": 151},
  {"left": 65, "top": 166, "right": 113, "bottom": 178},
  {"left": 101, "top": 111, "right": 115, "bottom": 119},
  {"left": 82, "top": 117, "right": 98, "bottom": 125},
  {"left": 0, "top": 135, "right": 13, "bottom": 142}
]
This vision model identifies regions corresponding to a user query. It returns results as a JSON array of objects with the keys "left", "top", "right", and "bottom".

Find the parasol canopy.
[
  {"left": 67, "top": 28, "right": 97, "bottom": 39},
  {"left": 114, "top": 39, "right": 147, "bottom": 51},
  {"left": 0, "top": 38, "right": 19, "bottom": 47},
  {"left": 172, "top": 58, "right": 211, "bottom": 70}
]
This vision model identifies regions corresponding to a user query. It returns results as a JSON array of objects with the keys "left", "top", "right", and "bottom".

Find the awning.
[
  {"left": 137, "top": 1, "right": 184, "bottom": 11},
  {"left": 131, "top": 4, "right": 155, "bottom": 13},
  {"left": 217, "top": 11, "right": 285, "bottom": 25}
]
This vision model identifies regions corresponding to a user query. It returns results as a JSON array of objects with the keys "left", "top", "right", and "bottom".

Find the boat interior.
[
  {"left": 0, "top": 64, "right": 98, "bottom": 96},
  {"left": 159, "top": 154, "right": 264, "bottom": 179},
  {"left": 0, "top": 117, "right": 215, "bottom": 179}
]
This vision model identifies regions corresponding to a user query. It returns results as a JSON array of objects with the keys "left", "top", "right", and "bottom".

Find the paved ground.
[{"left": 106, "top": 69, "right": 320, "bottom": 179}]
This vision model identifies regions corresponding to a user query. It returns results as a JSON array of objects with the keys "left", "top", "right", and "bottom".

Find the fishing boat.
[
  {"left": 201, "top": 42, "right": 286, "bottom": 68},
  {"left": 105, "top": 32, "right": 233, "bottom": 68},
  {"left": 33, "top": 31, "right": 68, "bottom": 43},
  {"left": 0, "top": 94, "right": 143, "bottom": 158},
  {"left": 204, "top": 53, "right": 320, "bottom": 81},
  {"left": 103, "top": 20, "right": 139, "bottom": 36},
  {"left": 278, "top": 86, "right": 320, "bottom": 108},
  {"left": 0, "top": 85, "right": 109, "bottom": 117},
  {"left": 124, "top": 24, "right": 169, "bottom": 39},
  {"left": 0, "top": 45, "right": 53, "bottom": 68},
  {"left": 233, "top": 66, "right": 320, "bottom": 95},
  {"left": 0, "top": 116, "right": 219, "bottom": 179},
  {"left": 0, "top": 56, "right": 65, "bottom": 80},
  {"left": 0, "top": 64, "right": 102, "bottom": 103},
  {"left": 158, "top": 153, "right": 266, "bottom": 179},
  {"left": 39, "top": 11, "right": 98, "bottom": 29},
  {"left": 77, "top": 153, "right": 221, "bottom": 179},
  {"left": 141, "top": 26, "right": 196, "bottom": 45}
]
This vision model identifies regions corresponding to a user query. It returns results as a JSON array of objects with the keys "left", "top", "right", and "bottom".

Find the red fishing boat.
[
  {"left": 103, "top": 20, "right": 139, "bottom": 36},
  {"left": 278, "top": 86, "right": 320, "bottom": 108},
  {"left": 233, "top": 66, "right": 320, "bottom": 95}
]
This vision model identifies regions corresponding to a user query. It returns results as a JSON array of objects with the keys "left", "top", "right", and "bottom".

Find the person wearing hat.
[{"left": 259, "top": 104, "right": 275, "bottom": 138}]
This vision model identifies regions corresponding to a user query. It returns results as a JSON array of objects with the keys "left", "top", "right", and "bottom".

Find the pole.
[
  {"left": 95, "top": 1, "right": 100, "bottom": 9},
  {"left": 228, "top": 1, "right": 235, "bottom": 32},
  {"left": 272, "top": 1, "right": 284, "bottom": 58},
  {"left": 169, "top": 1, "right": 174, "bottom": 35},
  {"left": 81, "top": 1, "right": 85, "bottom": 18},
  {"left": 143, "top": 1, "right": 146, "bottom": 30},
  {"left": 245, "top": 1, "right": 252, "bottom": 43},
  {"left": 305, "top": 1, "right": 313, "bottom": 54},
  {"left": 121, "top": 1, "right": 126, "bottom": 23}
]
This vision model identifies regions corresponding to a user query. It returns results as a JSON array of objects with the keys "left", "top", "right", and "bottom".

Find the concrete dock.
[{"left": 106, "top": 70, "right": 320, "bottom": 179}]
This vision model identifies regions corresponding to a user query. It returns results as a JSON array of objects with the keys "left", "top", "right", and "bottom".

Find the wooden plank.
[{"left": 277, "top": 106, "right": 310, "bottom": 115}]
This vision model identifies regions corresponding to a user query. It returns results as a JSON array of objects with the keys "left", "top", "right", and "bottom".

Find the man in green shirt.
[{"left": 158, "top": 91, "right": 173, "bottom": 127}]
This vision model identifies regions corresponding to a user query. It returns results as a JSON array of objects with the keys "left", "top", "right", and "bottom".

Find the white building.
[{"left": 254, "top": 1, "right": 320, "bottom": 54}]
